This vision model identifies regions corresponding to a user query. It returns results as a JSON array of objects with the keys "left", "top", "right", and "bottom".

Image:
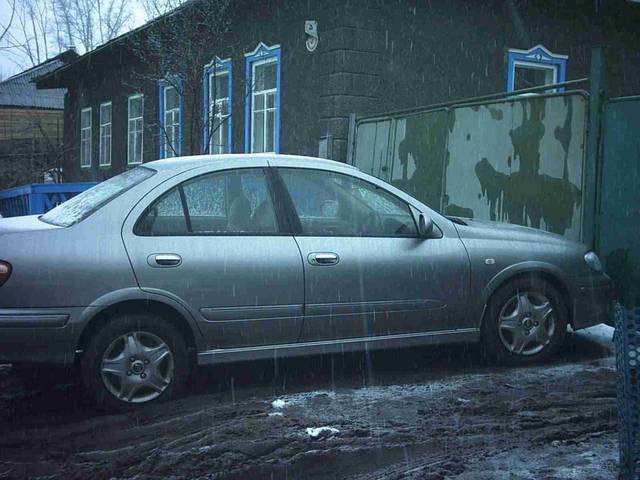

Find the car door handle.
[
  {"left": 308, "top": 252, "right": 339, "bottom": 266},
  {"left": 148, "top": 253, "right": 182, "bottom": 267}
]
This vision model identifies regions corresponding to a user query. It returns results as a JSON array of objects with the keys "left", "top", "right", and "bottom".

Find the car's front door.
[
  {"left": 275, "top": 167, "right": 469, "bottom": 342},
  {"left": 122, "top": 165, "right": 304, "bottom": 350}
]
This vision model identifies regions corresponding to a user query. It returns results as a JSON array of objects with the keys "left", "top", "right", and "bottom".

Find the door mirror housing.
[{"left": 418, "top": 213, "right": 434, "bottom": 238}]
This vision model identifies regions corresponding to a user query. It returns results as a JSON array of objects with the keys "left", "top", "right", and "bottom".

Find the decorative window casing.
[
  {"left": 203, "top": 57, "right": 232, "bottom": 154},
  {"left": 244, "top": 43, "right": 281, "bottom": 153},
  {"left": 158, "top": 81, "right": 182, "bottom": 158},
  {"left": 128, "top": 94, "right": 144, "bottom": 165},
  {"left": 99, "top": 102, "right": 112, "bottom": 167},
  {"left": 507, "top": 45, "right": 568, "bottom": 93},
  {"left": 80, "top": 107, "right": 92, "bottom": 168}
]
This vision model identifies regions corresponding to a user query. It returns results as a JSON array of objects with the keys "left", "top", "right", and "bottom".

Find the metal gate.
[
  {"left": 599, "top": 96, "right": 640, "bottom": 308},
  {"left": 349, "top": 90, "right": 589, "bottom": 242},
  {"left": 600, "top": 96, "right": 640, "bottom": 480}
]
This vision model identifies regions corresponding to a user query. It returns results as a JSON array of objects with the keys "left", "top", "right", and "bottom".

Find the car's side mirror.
[{"left": 418, "top": 213, "right": 434, "bottom": 238}]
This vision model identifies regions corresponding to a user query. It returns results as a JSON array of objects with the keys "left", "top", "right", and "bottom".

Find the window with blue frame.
[
  {"left": 507, "top": 45, "right": 567, "bottom": 93},
  {"left": 203, "top": 57, "right": 232, "bottom": 154},
  {"left": 158, "top": 80, "right": 182, "bottom": 158},
  {"left": 244, "top": 43, "right": 281, "bottom": 153}
]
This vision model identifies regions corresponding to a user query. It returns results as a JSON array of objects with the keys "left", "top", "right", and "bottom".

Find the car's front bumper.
[
  {"left": 571, "top": 273, "right": 614, "bottom": 330},
  {"left": 0, "top": 308, "right": 83, "bottom": 364}
]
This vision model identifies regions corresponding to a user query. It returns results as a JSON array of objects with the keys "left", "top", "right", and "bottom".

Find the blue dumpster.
[{"left": 0, "top": 182, "right": 97, "bottom": 218}]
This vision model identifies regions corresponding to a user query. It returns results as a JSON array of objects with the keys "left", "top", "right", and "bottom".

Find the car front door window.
[{"left": 277, "top": 168, "right": 417, "bottom": 237}]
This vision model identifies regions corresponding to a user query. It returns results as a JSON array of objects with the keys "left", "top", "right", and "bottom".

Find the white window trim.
[
  {"left": 80, "top": 107, "right": 92, "bottom": 168},
  {"left": 250, "top": 56, "right": 277, "bottom": 154},
  {"left": 99, "top": 102, "right": 112, "bottom": 167},
  {"left": 208, "top": 70, "right": 231, "bottom": 154},
  {"left": 128, "top": 94, "right": 144, "bottom": 165},
  {"left": 162, "top": 85, "right": 181, "bottom": 158}
]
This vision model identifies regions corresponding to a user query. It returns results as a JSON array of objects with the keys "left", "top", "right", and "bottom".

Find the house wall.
[
  {"left": 58, "top": 0, "right": 640, "bottom": 182},
  {"left": 0, "top": 107, "right": 64, "bottom": 189}
]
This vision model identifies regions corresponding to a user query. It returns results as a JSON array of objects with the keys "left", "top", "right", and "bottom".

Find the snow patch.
[
  {"left": 268, "top": 412, "right": 283, "bottom": 417},
  {"left": 271, "top": 399, "right": 287, "bottom": 409},
  {"left": 305, "top": 426, "right": 339, "bottom": 438}
]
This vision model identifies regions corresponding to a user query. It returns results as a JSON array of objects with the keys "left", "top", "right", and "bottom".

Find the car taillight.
[{"left": 0, "top": 261, "right": 11, "bottom": 286}]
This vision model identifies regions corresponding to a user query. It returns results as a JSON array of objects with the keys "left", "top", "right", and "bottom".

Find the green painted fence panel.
[
  {"left": 599, "top": 97, "right": 640, "bottom": 307},
  {"left": 352, "top": 92, "right": 588, "bottom": 241}
]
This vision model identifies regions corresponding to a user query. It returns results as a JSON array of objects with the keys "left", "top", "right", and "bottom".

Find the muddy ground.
[{"left": 0, "top": 327, "right": 619, "bottom": 480}]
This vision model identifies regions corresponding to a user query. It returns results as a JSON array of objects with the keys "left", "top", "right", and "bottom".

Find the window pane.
[
  {"left": 219, "top": 121, "right": 228, "bottom": 153},
  {"left": 514, "top": 65, "right": 555, "bottom": 91},
  {"left": 253, "top": 111, "right": 265, "bottom": 152},
  {"left": 165, "top": 86, "right": 179, "bottom": 110},
  {"left": 100, "top": 103, "right": 111, "bottom": 124},
  {"left": 43, "top": 167, "right": 155, "bottom": 227},
  {"left": 267, "top": 92, "right": 275, "bottom": 109},
  {"left": 254, "top": 94, "right": 265, "bottom": 111},
  {"left": 81, "top": 109, "right": 91, "bottom": 128},
  {"left": 129, "top": 96, "right": 143, "bottom": 118},
  {"left": 136, "top": 188, "right": 187, "bottom": 236},
  {"left": 183, "top": 174, "right": 226, "bottom": 218},
  {"left": 213, "top": 73, "right": 229, "bottom": 100},
  {"left": 266, "top": 109, "right": 275, "bottom": 152},
  {"left": 279, "top": 168, "right": 417, "bottom": 237},
  {"left": 143, "top": 169, "right": 278, "bottom": 235},
  {"left": 254, "top": 61, "right": 276, "bottom": 91}
]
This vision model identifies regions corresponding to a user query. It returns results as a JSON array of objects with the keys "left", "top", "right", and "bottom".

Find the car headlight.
[{"left": 584, "top": 251, "right": 603, "bottom": 272}]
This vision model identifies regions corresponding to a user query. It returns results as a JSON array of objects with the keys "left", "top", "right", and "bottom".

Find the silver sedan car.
[{"left": 0, "top": 155, "right": 611, "bottom": 410}]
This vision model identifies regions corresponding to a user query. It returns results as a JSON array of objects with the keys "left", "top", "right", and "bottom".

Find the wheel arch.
[
  {"left": 480, "top": 264, "right": 573, "bottom": 330},
  {"left": 76, "top": 293, "right": 202, "bottom": 360}
]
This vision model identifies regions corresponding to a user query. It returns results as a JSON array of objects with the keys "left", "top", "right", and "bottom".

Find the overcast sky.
[{"left": 0, "top": 0, "right": 148, "bottom": 79}]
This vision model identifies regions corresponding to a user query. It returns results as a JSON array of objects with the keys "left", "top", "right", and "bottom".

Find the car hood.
[
  {"left": 451, "top": 218, "right": 581, "bottom": 247},
  {"left": 0, "top": 215, "right": 61, "bottom": 235}
]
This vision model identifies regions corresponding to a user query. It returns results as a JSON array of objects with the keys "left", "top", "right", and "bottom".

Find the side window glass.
[
  {"left": 279, "top": 168, "right": 417, "bottom": 237},
  {"left": 135, "top": 168, "right": 278, "bottom": 236},
  {"left": 135, "top": 189, "right": 187, "bottom": 236}
]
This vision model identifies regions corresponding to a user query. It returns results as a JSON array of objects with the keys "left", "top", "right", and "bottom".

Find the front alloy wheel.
[
  {"left": 498, "top": 291, "right": 556, "bottom": 356},
  {"left": 483, "top": 278, "right": 567, "bottom": 365}
]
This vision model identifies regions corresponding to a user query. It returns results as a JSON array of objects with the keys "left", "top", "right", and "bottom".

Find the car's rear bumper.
[
  {"left": 571, "top": 274, "right": 614, "bottom": 330},
  {"left": 0, "top": 308, "right": 82, "bottom": 365}
]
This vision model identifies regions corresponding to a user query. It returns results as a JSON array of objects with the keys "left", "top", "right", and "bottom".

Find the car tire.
[
  {"left": 481, "top": 277, "right": 568, "bottom": 366},
  {"left": 81, "top": 312, "right": 189, "bottom": 411}
]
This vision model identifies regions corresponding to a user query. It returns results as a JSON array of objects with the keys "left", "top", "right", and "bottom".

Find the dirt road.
[{"left": 0, "top": 326, "right": 618, "bottom": 479}]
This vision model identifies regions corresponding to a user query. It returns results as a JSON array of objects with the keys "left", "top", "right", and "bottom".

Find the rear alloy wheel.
[
  {"left": 483, "top": 278, "right": 567, "bottom": 365},
  {"left": 82, "top": 313, "right": 189, "bottom": 411},
  {"left": 101, "top": 331, "right": 174, "bottom": 403}
]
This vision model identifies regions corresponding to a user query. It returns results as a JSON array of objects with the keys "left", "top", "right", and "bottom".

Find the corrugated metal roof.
[{"left": 0, "top": 56, "right": 69, "bottom": 109}]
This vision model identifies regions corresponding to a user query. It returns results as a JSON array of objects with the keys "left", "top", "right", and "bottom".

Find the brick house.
[{"left": 35, "top": 0, "right": 640, "bottom": 183}]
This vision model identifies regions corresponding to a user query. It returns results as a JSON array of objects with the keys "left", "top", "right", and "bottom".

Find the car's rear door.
[
  {"left": 122, "top": 162, "right": 304, "bottom": 350},
  {"left": 274, "top": 166, "right": 469, "bottom": 342}
]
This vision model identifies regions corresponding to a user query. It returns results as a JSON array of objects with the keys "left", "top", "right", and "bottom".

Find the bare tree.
[
  {"left": 0, "top": 0, "right": 17, "bottom": 45},
  {"left": 140, "top": 0, "right": 189, "bottom": 19},
  {"left": 129, "top": 0, "right": 234, "bottom": 157},
  {"left": 1, "top": 0, "right": 134, "bottom": 68}
]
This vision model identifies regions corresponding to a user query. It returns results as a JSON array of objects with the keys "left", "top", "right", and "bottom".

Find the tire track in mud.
[{"left": 0, "top": 335, "right": 618, "bottom": 480}]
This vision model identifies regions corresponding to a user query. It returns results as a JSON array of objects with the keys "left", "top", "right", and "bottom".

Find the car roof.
[{"left": 144, "top": 153, "right": 359, "bottom": 173}]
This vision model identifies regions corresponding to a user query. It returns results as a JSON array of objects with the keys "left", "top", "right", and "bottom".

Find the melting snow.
[
  {"left": 305, "top": 426, "right": 339, "bottom": 438},
  {"left": 271, "top": 399, "right": 287, "bottom": 409}
]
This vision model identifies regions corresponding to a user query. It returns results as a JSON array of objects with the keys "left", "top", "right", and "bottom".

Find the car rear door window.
[
  {"left": 277, "top": 168, "right": 417, "bottom": 237},
  {"left": 135, "top": 168, "right": 278, "bottom": 236}
]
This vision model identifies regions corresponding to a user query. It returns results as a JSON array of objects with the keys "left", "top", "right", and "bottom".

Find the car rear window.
[{"left": 40, "top": 167, "right": 156, "bottom": 227}]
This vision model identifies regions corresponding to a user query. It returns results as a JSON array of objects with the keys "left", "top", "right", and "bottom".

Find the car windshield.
[{"left": 40, "top": 167, "right": 156, "bottom": 227}]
